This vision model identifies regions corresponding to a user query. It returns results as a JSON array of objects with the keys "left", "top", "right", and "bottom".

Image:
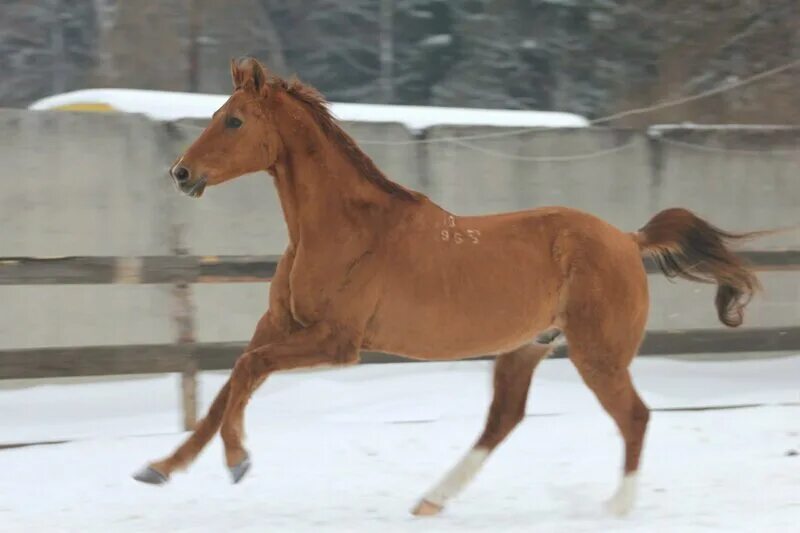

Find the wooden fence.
[{"left": 2, "top": 250, "right": 799, "bottom": 430}]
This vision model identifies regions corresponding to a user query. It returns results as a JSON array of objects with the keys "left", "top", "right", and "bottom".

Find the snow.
[
  {"left": 409, "top": 9, "right": 434, "bottom": 20},
  {"left": 26, "top": 89, "right": 590, "bottom": 132},
  {"left": 420, "top": 34, "right": 452, "bottom": 48},
  {"left": 1, "top": 356, "right": 798, "bottom": 532}
]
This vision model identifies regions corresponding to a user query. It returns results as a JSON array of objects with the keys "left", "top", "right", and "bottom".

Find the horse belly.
[{"left": 369, "top": 262, "right": 561, "bottom": 359}]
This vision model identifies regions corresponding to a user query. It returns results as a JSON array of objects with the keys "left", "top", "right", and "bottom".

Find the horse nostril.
[{"left": 172, "top": 165, "right": 190, "bottom": 183}]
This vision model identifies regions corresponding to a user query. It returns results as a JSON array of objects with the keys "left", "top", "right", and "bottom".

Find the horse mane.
[{"left": 273, "top": 76, "right": 421, "bottom": 202}]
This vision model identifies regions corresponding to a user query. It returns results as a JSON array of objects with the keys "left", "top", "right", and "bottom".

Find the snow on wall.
[{"left": 27, "top": 88, "right": 590, "bottom": 132}]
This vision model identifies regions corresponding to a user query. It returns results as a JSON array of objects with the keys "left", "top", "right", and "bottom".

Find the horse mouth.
[{"left": 180, "top": 176, "right": 207, "bottom": 198}]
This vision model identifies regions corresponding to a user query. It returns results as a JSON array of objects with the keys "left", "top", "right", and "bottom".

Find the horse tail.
[{"left": 632, "top": 208, "right": 764, "bottom": 328}]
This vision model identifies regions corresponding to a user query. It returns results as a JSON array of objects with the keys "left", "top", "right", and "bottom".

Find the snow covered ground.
[{"left": 1, "top": 356, "right": 798, "bottom": 532}]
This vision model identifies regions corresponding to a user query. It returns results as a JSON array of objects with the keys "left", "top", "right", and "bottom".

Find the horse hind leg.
[
  {"left": 568, "top": 345, "right": 650, "bottom": 516},
  {"left": 411, "top": 337, "right": 558, "bottom": 516},
  {"left": 558, "top": 247, "right": 651, "bottom": 516}
]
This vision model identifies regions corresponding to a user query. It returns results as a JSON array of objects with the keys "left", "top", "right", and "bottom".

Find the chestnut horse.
[{"left": 134, "top": 57, "right": 762, "bottom": 517}]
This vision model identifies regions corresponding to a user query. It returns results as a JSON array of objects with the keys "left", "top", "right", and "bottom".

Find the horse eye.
[{"left": 226, "top": 116, "right": 242, "bottom": 129}]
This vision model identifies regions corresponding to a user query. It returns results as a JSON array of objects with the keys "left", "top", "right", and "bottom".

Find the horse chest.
[{"left": 287, "top": 261, "right": 334, "bottom": 326}]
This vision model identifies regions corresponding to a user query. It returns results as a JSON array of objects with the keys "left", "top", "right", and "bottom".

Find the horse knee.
[
  {"left": 232, "top": 351, "right": 272, "bottom": 384},
  {"left": 228, "top": 354, "right": 250, "bottom": 384}
]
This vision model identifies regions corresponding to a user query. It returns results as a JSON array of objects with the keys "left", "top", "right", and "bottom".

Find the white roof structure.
[{"left": 27, "top": 88, "right": 589, "bottom": 131}]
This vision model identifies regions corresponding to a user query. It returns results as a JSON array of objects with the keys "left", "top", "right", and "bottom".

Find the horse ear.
[
  {"left": 230, "top": 58, "right": 242, "bottom": 89},
  {"left": 230, "top": 56, "right": 269, "bottom": 97}
]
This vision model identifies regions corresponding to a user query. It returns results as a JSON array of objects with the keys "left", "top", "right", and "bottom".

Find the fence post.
[{"left": 171, "top": 224, "right": 198, "bottom": 431}]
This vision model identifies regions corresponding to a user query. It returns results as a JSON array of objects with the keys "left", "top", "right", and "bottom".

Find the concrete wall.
[
  {"left": 423, "top": 127, "right": 654, "bottom": 230},
  {"left": 423, "top": 126, "right": 800, "bottom": 247},
  {"left": 1, "top": 110, "right": 798, "bottom": 350},
  {"left": 0, "top": 110, "right": 177, "bottom": 349}
]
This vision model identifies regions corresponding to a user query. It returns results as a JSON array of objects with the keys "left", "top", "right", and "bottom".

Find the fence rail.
[
  {"left": 2, "top": 251, "right": 800, "bottom": 285},
  {"left": 1, "top": 325, "right": 799, "bottom": 381},
  {"left": 3, "top": 250, "right": 799, "bottom": 431}
]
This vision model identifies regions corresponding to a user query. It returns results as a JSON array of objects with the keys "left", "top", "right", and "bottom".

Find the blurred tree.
[
  {"left": 585, "top": 0, "right": 800, "bottom": 125},
  {"left": 91, "top": 0, "right": 190, "bottom": 90},
  {"left": 1, "top": 0, "right": 798, "bottom": 125},
  {"left": 391, "top": 0, "right": 456, "bottom": 105},
  {"left": 0, "top": 0, "right": 95, "bottom": 107},
  {"left": 194, "top": 0, "right": 289, "bottom": 94},
  {"left": 287, "top": 0, "right": 383, "bottom": 102}
]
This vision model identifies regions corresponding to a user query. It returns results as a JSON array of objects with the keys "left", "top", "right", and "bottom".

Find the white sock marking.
[
  {"left": 421, "top": 447, "right": 490, "bottom": 507},
  {"left": 607, "top": 472, "right": 638, "bottom": 516}
]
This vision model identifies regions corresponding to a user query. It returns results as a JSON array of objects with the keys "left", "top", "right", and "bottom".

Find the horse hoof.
[
  {"left": 411, "top": 499, "right": 443, "bottom": 517},
  {"left": 606, "top": 496, "right": 631, "bottom": 517},
  {"left": 229, "top": 453, "right": 251, "bottom": 484},
  {"left": 133, "top": 465, "right": 169, "bottom": 485}
]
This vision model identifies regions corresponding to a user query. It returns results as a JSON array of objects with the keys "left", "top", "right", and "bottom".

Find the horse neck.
[{"left": 270, "top": 96, "right": 406, "bottom": 248}]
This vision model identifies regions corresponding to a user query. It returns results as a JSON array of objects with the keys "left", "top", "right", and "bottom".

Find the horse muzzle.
[{"left": 169, "top": 163, "right": 207, "bottom": 198}]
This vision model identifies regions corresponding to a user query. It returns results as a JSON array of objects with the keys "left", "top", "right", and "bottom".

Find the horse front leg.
[
  {"left": 133, "top": 310, "right": 289, "bottom": 485},
  {"left": 220, "top": 323, "right": 360, "bottom": 483}
]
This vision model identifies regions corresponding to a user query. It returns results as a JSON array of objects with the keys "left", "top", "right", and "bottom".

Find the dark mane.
[{"left": 274, "top": 77, "right": 421, "bottom": 202}]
